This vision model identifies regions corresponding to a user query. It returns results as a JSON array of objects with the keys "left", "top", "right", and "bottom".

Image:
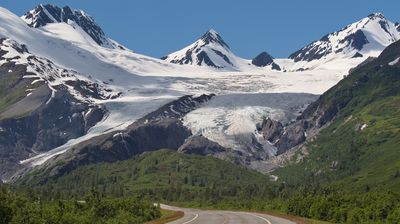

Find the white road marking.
[
  {"left": 181, "top": 213, "right": 199, "bottom": 224},
  {"left": 246, "top": 213, "right": 272, "bottom": 224}
]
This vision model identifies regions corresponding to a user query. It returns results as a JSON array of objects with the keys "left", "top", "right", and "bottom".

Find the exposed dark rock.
[
  {"left": 271, "top": 62, "right": 282, "bottom": 71},
  {"left": 289, "top": 40, "right": 331, "bottom": 62},
  {"left": 212, "top": 49, "right": 234, "bottom": 66},
  {"left": 252, "top": 52, "right": 274, "bottom": 67},
  {"left": 260, "top": 117, "right": 284, "bottom": 143},
  {"left": 339, "top": 30, "right": 368, "bottom": 51},
  {"left": 288, "top": 15, "right": 379, "bottom": 62},
  {"left": 138, "top": 94, "right": 214, "bottom": 122},
  {"left": 352, "top": 52, "right": 363, "bottom": 58},
  {"left": 64, "top": 80, "right": 118, "bottom": 100},
  {"left": 0, "top": 61, "right": 106, "bottom": 180},
  {"left": 23, "top": 4, "right": 110, "bottom": 47},
  {"left": 200, "top": 29, "right": 230, "bottom": 50},
  {"left": 178, "top": 135, "right": 225, "bottom": 156},
  {"left": 275, "top": 122, "right": 306, "bottom": 154},
  {"left": 259, "top": 117, "right": 306, "bottom": 155},
  {"left": 33, "top": 94, "right": 215, "bottom": 180},
  {"left": 196, "top": 51, "right": 220, "bottom": 68},
  {"left": 0, "top": 87, "right": 106, "bottom": 180},
  {"left": 35, "top": 118, "right": 191, "bottom": 181},
  {"left": 378, "top": 20, "right": 391, "bottom": 35}
]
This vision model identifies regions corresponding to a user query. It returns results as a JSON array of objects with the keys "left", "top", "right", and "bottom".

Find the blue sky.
[{"left": 2, "top": 0, "right": 400, "bottom": 58}]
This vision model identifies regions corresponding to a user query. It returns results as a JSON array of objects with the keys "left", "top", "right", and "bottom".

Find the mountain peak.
[
  {"left": 200, "top": 29, "right": 230, "bottom": 49},
  {"left": 289, "top": 12, "right": 400, "bottom": 64},
  {"left": 367, "top": 12, "right": 385, "bottom": 19},
  {"left": 204, "top": 29, "right": 218, "bottom": 36},
  {"left": 22, "top": 4, "right": 113, "bottom": 48},
  {"left": 161, "top": 29, "right": 245, "bottom": 69}
]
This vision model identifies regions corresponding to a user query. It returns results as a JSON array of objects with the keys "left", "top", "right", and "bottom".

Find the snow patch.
[{"left": 389, "top": 57, "right": 400, "bottom": 66}]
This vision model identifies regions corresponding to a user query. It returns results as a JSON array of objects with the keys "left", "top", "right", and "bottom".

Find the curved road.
[{"left": 161, "top": 204, "right": 296, "bottom": 224}]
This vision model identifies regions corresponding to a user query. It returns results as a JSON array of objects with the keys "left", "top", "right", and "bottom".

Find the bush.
[{"left": 0, "top": 186, "right": 160, "bottom": 224}]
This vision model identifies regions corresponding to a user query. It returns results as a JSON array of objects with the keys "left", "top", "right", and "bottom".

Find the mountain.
[
  {"left": 286, "top": 13, "right": 400, "bottom": 71},
  {"left": 0, "top": 6, "right": 180, "bottom": 181},
  {"left": 161, "top": 29, "right": 251, "bottom": 70},
  {"left": 251, "top": 51, "right": 281, "bottom": 70},
  {"left": 273, "top": 39, "right": 400, "bottom": 192},
  {"left": 21, "top": 4, "right": 118, "bottom": 49}
]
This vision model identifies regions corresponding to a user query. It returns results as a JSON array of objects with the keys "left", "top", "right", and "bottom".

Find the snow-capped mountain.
[
  {"left": 286, "top": 13, "right": 400, "bottom": 70},
  {"left": 21, "top": 4, "right": 119, "bottom": 49},
  {"left": 161, "top": 29, "right": 251, "bottom": 70}
]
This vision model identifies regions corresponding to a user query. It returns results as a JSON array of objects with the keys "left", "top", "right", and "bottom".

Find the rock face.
[
  {"left": 275, "top": 122, "right": 306, "bottom": 155},
  {"left": 251, "top": 52, "right": 281, "bottom": 70},
  {"left": 260, "top": 117, "right": 284, "bottom": 143},
  {"left": 0, "top": 84, "right": 105, "bottom": 181},
  {"left": 260, "top": 117, "right": 305, "bottom": 155},
  {"left": 0, "top": 40, "right": 107, "bottom": 180},
  {"left": 340, "top": 30, "right": 369, "bottom": 51},
  {"left": 34, "top": 94, "right": 216, "bottom": 180},
  {"left": 22, "top": 4, "right": 113, "bottom": 48},
  {"left": 265, "top": 96, "right": 342, "bottom": 156},
  {"left": 178, "top": 135, "right": 225, "bottom": 156}
]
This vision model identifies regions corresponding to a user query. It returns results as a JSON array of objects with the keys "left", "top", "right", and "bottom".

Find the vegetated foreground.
[
  {"left": 15, "top": 148, "right": 400, "bottom": 224},
  {"left": 0, "top": 184, "right": 161, "bottom": 224}
]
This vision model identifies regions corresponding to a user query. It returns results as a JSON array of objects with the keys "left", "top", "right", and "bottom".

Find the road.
[{"left": 161, "top": 204, "right": 296, "bottom": 224}]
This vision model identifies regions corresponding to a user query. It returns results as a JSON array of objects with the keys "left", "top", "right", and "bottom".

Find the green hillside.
[
  {"left": 270, "top": 41, "right": 400, "bottom": 223},
  {"left": 19, "top": 149, "right": 276, "bottom": 205},
  {"left": 275, "top": 40, "right": 400, "bottom": 191}
]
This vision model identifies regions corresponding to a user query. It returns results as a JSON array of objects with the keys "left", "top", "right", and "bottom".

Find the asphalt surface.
[{"left": 161, "top": 204, "right": 296, "bottom": 224}]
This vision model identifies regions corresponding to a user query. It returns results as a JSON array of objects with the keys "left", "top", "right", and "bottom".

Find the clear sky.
[{"left": 2, "top": 0, "right": 400, "bottom": 59}]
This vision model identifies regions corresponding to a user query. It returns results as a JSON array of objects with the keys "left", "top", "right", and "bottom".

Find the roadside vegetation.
[
  {"left": 16, "top": 149, "right": 400, "bottom": 224},
  {"left": 0, "top": 184, "right": 160, "bottom": 224},
  {"left": 145, "top": 209, "right": 184, "bottom": 224}
]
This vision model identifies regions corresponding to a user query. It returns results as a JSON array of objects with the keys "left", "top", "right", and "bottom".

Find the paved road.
[{"left": 161, "top": 204, "right": 296, "bottom": 224}]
